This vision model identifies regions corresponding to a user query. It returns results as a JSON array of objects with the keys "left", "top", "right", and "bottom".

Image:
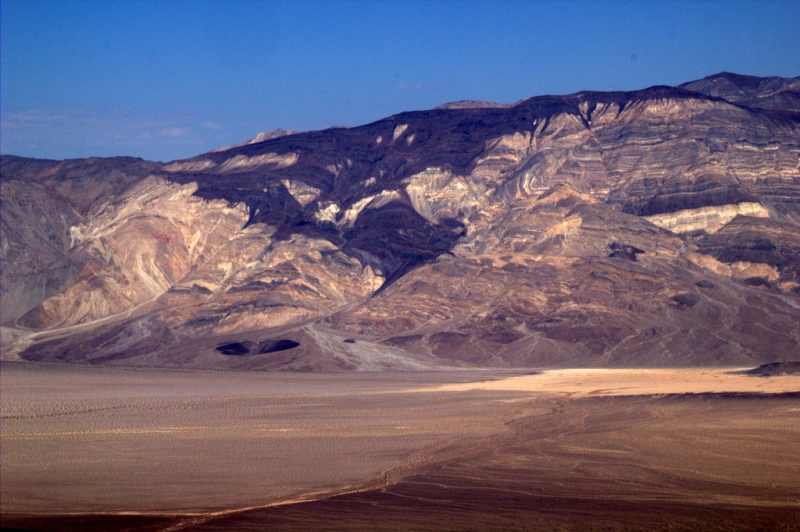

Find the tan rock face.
[
  {"left": 3, "top": 73, "right": 800, "bottom": 369},
  {"left": 281, "top": 179, "right": 321, "bottom": 206},
  {"left": 0, "top": 179, "right": 82, "bottom": 321},
  {"left": 643, "top": 202, "right": 770, "bottom": 234},
  {"left": 1, "top": 156, "right": 159, "bottom": 323},
  {"left": 164, "top": 152, "right": 298, "bottom": 174},
  {"left": 208, "top": 128, "right": 298, "bottom": 152},
  {"left": 404, "top": 168, "right": 486, "bottom": 225},
  {"left": 16, "top": 177, "right": 248, "bottom": 329},
  {"left": 161, "top": 231, "right": 384, "bottom": 336}
]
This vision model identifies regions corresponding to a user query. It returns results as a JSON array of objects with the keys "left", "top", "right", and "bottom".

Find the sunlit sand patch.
[{"left": 413, "top": 368, "right": 800, "bottom": 397}]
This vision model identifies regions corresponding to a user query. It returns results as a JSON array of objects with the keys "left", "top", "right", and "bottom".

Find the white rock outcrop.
[{"left": 644, "top": 202, "right": 770, "bottom": 234}]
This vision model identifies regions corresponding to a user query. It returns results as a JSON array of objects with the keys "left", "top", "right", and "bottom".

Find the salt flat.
[{"left": 1, "top": 363, "right": 799, "bottom": 531}]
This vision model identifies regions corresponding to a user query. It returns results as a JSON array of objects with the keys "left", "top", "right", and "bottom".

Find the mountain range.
[{"left": 2, "top": 72, "right": 799, "bottom": 370}]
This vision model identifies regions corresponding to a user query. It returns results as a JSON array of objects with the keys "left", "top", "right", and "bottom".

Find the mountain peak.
[
  {"left": 209, "top": 128, "right": 299, "bottom": 153},
  {"left": 435, "top": 100, "right": 516, "bottom": 110},
  {"left": 680, "top": 71, "right": 800, "bottom": 105}
]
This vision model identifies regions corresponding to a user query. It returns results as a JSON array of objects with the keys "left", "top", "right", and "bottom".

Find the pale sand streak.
[{"left": 412, "top": 368, "right": 800, "bottom": 396}]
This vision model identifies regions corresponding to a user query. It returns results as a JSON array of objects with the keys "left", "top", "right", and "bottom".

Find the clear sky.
[{"left": 1, "top": 0, "right": 798, "bottom": 162}]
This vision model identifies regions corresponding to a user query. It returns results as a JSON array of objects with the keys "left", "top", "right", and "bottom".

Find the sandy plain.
[{"left": 1, "top": 362, "right": 799, "bottom": 531}]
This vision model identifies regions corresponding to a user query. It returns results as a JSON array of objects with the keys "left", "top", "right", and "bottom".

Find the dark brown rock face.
[
  {"left": 2, "top": 72, "right": 799, "bottom": 369},
  {"left": 680, "top": 72, "right": 800, "bottom": 111}
]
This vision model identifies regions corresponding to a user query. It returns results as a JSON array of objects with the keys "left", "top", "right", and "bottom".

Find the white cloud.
[{"left": 157, "top": 127, "right": 190, "bottom": 137}]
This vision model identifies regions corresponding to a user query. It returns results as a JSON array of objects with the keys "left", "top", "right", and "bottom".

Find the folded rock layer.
[{"left": 2, "top": 72, "right": 799, "bottom": 369}]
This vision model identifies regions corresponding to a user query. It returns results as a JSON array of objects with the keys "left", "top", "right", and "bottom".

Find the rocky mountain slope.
[{"left": 2, "top": 72, "right": 799, "bottom": 370}]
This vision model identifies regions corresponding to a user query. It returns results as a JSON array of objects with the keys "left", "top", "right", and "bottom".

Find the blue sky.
[{"left": 1, "top": 0, "right": 798, "bottom": 162}]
